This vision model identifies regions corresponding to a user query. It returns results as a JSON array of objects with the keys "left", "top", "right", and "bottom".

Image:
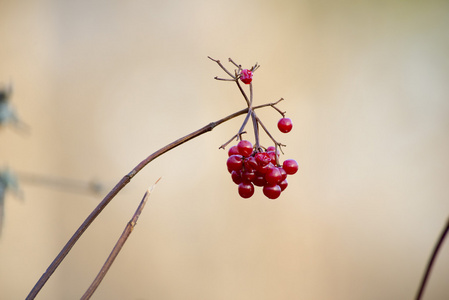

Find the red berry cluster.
[
  {"left": 226, "top": 138, "right": 298, "bottom": 199},
  {"left": 208, "top": 57, "right": 298, "bottom": 199}
]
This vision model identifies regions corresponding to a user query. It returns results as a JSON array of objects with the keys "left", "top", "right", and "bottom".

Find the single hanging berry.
[
  {"left": 282, "top": 159, "right": 299, "bottom": 175},
  {"left": 228, "top": 145, "right": 240, "bottom": 157},
  {"left": 240, "top": 69, "right": 253, "bottom": 84},
  {"left": 238, "top": 182, "right": 255, "bottom": 198},
  {"left": 237, "top": 140, "right": 253, "bottom": 157},
  {"left": 278, "top": 117, "right": 293, "bottom": 133},
  {"left": 263, "top": 184, "right": 282, "bottom": 199}
]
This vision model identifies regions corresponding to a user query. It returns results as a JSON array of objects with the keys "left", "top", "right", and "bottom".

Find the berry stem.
[
  {"left": 235, "top": 80, "right": 250, "bottom": 107},
  {"left": 270, "top": 99, "right": 286, "bottom": 117},
  {"left": 219, "top": 131, "right": 247, "bottom": 150},
  {"left": 251, "top": 111, "right": 261, "bottom": 151},
  {"left": 248, "top": 82, "right": 261, "bottom": 151},
  {"left": 256, "top": 115, "right": 286, "bottom": 155}
]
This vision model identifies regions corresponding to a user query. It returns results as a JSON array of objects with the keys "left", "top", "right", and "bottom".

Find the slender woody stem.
[
  {"left": 251, "top": 111, "right": 260, "bottom": 150},
  {"left": 219, "top": 131, "right": 247, "bottom": 150},
  {"left": 213, "top": 77, "right": 235, "bottom": 82},
  {"left": 80, "top": 179, "right": 160, "bottom": 300},
  {"left": 25, "top": 100, "right": 282, "bottom": 300},
  {"left": 235, "top": 80, "right": 250, "bottom": 107},
  {"left": 256, "top": 115, "right": 286, "bottom": 155},
  {"left": 415, "top": 217, "right": 449, "bottom": 300},
  {"left": 208, "top": 56, "right": 235, "bottom": 79},
  {"left": 228, "top": 57, "right": 241, "bottom": 70}
]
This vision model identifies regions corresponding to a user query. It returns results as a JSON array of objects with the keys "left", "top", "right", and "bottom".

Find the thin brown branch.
[
  {"left": 228, "top": 57, "right": 241, "bottom": 70},
  {"left": 208, "top": 56, "right": 235, "bottom": 79},
  {"left": 235, "top": 80, "right": 250, "bottom": 107},
  {"left": 80, "top": 179, "right": 161, "bottom": 300},
  {"left": 213, "top": 77, "right": 235, "bottom": 82},
  {"left": 251, "top": 111, "right": 261, "bottom": 150},
  {"left": 251, "top": 63, "right": 260, "bottom": 73},
  {"left": 415, "top": 217, "right": 449, "bottom": 300},
  {"left": 219, "top": 131, "right": 246, "bottom": 150},
  {"left": 269, "top": 98, "right": 286, "bottom": 117},
  {"left": 25, "top": 99, "right": 284, "bottom": 300},
  {"left": 256, "top": 115, "right": 286, "bottom": 155}
]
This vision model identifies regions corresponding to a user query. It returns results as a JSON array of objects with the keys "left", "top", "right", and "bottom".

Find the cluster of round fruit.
[{"left": 226, "top": 118, "right": 297, "bottom": 199}]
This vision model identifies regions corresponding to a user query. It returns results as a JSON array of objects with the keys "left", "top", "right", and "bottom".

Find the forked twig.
[
  {"left": 80, "top": 178, "right": 161, "bottom": 300},
  {"left": 208, "top": 56, "right": 235, "bottom": 79}
]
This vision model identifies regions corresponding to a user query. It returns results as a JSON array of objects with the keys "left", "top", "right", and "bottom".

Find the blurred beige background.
[{"left": 1, "top": 0, "right": 449, "bottom": 299}]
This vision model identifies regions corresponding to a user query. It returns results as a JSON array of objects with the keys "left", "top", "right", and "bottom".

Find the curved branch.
[
  {"left": 25, "top": 99, "right": 284, "bottom": 300},
  {"left": 415, "top": 217, "right": 449, "bottom": 300}
]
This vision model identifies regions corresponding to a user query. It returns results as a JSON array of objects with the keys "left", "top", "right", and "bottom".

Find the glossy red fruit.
[
  {"left": 263, "top": 184, "right": 282, "bottom": 199},
  {"left": 231, "top": 170, "right": 242, "bottom": 184},
  {"left": 237, "top": 140, "right": 253, "bottom": 157},
  {"left": 278, "top": 167, "right": 287, "bottom": 181},
  {"left": 257, "top": 162, "right": 274, "bottom": 175},
  {"left": 227, "top": 155, "right": 243, "bottom": 173},
  {"left": 241, "top": 170, "right": 256, "bottom": 183},
  {"left": 267, "top": 151, "right": 278, "bottom": 165},
  {"left": 243, "top": 156, "right": 258, "bottom": 172},
  {"left": 265, "top": 167, "right": 282, "bottom": 185},
  {"left": 255, "top": 152, "right": 271, "bottom": 166},
  {"left": 240, "top": 69, "right": 253, "bottom": 84},
  {"left": 278, "top": 118, "right": 293, "bottom": 133},
  {"left": 238, "top": 182, "right": 254, "bottom": 198},
  {"left": 252, "top": 174, "right": 266, "bottom": 187},
  {"left": 282, "top": 159, "right": 298, "bottom": 175},
  {"left": 228, "top": 145, "right": 240, "bottom": 157},
  {"left": 266, "top": 146, "right": 276, "bottom": 152},
  {"left": 279, "top": 179, "right": 288, "bottom": 191}
]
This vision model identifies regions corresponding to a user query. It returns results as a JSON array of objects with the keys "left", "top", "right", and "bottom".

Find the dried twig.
[
  {"left": 415, "top": 217, "right": 449, "bottom": 300},
  {"left": 80, "top": 179, "right": 161, "bottom": 300}
]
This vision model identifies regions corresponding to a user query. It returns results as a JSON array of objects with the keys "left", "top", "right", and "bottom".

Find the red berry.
[
  {"left": 255, "top": 152, "right": 271, "bottom": 166},
  {"left": 243, "top": 156, "right": 258, "bottom": 172},
  {"left": 241, "top": 170, "right": 256, "bottom": 183},
  {"left": 282, "top": 159, "right": 298, "bottom": 175},
  {"left": 252, "top": 174, "right": 266, "bottom": 187},
  {"left": 257, "top": 162, "right": 274, "bottom": 175},
  {"left": 237, "top": 140, "right": 253, "bottom": 157},
  {"left": 263, "top": 184, "right": 282, "bottom": 199},
  {"left": 227, "top": 155, "right": 243, "bottom": 173},
  {"left": 266, "top": 146, "right": 276, "bottom": 152},
  {"left": 279, "top": 179, "right": 288, "bottom": 191},
  {"left": 228, "top": 145, "right": 240, "bottom": 157},
  {"left": 240, "top": 69, "right": 253, "bottom": 84},
  {"left": 278, "top": 118, "right": 293, "bottom": 133},
  {"left": 278, "top": 167, "right": 287, "bottom": 181},
  {"left": 231, "top": 170, "right": 242, "bottom": 184},
  {"left": 267, "top": 151, "right": 278, "bottom": 165},
  {"left": 265, "top": 167, "right": 282, "bottom": 185},
  {"left": 238, "top": 182, "right": 254, "bottom": 198}
]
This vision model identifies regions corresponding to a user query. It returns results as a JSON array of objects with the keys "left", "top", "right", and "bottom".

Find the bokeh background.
[{"left": 1, "top": 0, "right": 448, "bottom": 299}]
